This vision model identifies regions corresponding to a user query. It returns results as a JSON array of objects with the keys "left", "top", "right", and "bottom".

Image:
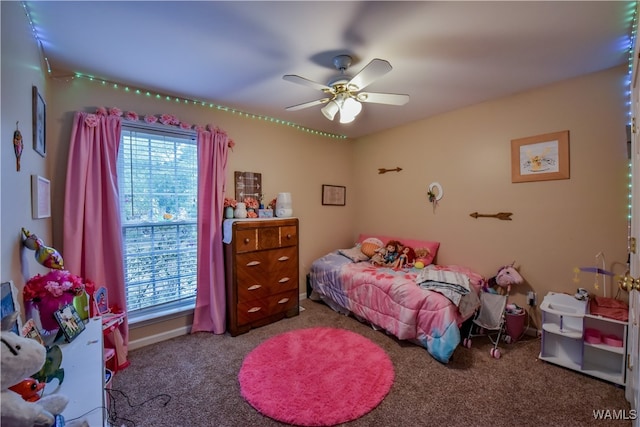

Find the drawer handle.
[
  {"left": 279, "top": 277, "right": 290, "bottom": 283},
  {"left": 246, "top": 261, "right": 261, "bottom": 267},
  {"left": 278, "top": 256, "right": 289, "bottom": 262},
  {"left": 244, "top": 238, "right": 250, "bottom": 244},
  {"left": 278, "top": 298, "right": 290, "bottom": 304},
  {"left": 247, "top": 284, "right": 262, "bottom": 291},
  {"left": 286, "top": 234, "right": 292, "bottom": 239},
  {"left": 247, "top": 307, "right": 262, "bottom": 313}
]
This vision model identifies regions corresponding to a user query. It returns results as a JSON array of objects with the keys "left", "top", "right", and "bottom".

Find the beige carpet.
[{"left": 111, "top": 299, "right": 631, "bottom": 427}]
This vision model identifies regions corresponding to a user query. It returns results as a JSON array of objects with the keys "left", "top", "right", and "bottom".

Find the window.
[{"left": 117, "top": 124, "right": 198, "bottom": 321}]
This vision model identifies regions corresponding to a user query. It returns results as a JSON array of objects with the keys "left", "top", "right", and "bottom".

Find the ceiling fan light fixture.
[
  {"left": 321, "top": 100, "right": 339, "bottom": 121},
  {"left": 339, "top": 96, "right": 362, "bottom": 123}
]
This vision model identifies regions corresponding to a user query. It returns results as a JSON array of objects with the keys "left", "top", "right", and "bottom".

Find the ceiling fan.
[{"left": 283, "top": 55, "right": 409, "bottom": 124}]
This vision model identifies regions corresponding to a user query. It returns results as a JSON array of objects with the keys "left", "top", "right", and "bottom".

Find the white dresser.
[{"left": 44, "top": 317, "right": 106, "bottom": 425}]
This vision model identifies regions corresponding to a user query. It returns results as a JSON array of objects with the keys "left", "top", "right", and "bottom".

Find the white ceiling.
[{"left": 24, "top": 1, "right": 635, "bottom": 139}]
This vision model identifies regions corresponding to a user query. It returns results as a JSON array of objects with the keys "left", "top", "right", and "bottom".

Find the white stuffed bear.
[{"left": 1, "top": 312, "right": 87, "bottom": 427}]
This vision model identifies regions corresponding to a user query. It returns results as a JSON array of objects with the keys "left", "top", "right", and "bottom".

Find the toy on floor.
[{"left": 1, "top": 312, "right": 88, "bottom": 427}]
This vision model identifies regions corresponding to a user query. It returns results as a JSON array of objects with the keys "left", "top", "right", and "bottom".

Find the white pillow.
[{"left": 338, "top": 245, "right": 370, "bottom": 262}]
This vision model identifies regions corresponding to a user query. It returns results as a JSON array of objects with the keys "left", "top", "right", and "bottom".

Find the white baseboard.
[
  {"left": 130, "top": 294, "right": 309, "bottom": 350},
  {"left": 128, "top": 325, "right": 191, "bottom": 351}
]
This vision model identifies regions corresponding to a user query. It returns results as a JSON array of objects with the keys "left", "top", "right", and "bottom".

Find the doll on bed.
[
  {"left": 391, "top": 245, "right": 416, "bottom": 269},
  {"left": 370, "top": 240, "right": 401, "bottom": 266}
]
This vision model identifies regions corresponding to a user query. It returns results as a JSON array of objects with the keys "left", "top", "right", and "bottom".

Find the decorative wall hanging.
[
  {"left": 234, "top": 171, "right": 262, "bottom": 202},
  {"left": 511, "top": 130, "right": 569, "bottom": 183},
  {"left": 32, "top": 86, "right": 46, "bottom": 157},
  {"left": 378, "top": 167, "right": 402, "bottom": 174},
  {"left": 13, "top": 122, "right": 23, "bottom": 171},
  {"left": 22, "top": 227, "right": 64, "bottom": 269},
  {"left": 469, "top": 212, "right": 513, "bottom": 221},
  {"left": 322, "top": 185, "right": 346, "bottom": 206},
  {"left": 31, "top": 175, "right": 51, "bottom": 219},
  {"left": 427, "top": 182, "right": 443, "bottom": 212}
]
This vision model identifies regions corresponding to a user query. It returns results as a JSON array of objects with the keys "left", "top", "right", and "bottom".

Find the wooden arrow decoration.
[
  {"left": 378, "top": 167, "right": 403, "bottom": 174},
  {"left": 470, "top": 212, "right": 513, "bottom": 221}
]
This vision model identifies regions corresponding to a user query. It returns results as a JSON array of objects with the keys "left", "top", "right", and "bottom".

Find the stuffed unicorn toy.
[
  {"left": 1, "top": 312, "right": 87, "bottom": 427},
  {"left": 482, "top": 263, "right": 524, "bottom": 294}
]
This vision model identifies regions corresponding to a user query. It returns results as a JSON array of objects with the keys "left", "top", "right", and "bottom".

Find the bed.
[{"left": 308, "top": 234, "right": 483, "bottom": 363}]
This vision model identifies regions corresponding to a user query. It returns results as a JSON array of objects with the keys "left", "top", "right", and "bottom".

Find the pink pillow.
[{"left": 357, "top": 234, "right": 440, "bottom": 265}]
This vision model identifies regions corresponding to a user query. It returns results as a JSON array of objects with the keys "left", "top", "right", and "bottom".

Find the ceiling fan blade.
[
  {"left": 357, "top": 92, "right": 410, "bottom": 106},
  {"left": 285, "top": 98, "right": 330, "bottom": 111},
  {"left": 347, "top": 58, "right": 392, "bottom": 91},
  {"left": 283, "top": 74, "right": 332, "bottom": 92}
]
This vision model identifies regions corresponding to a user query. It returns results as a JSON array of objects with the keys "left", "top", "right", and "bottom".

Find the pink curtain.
[
  {"left": 63, "top": 112, "right": 128, "bottom": 368},
  {"left": 191, "top": 128, "right": 229, "bottom": 333}
]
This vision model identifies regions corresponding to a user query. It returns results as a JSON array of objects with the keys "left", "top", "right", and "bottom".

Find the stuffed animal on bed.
[
  {"left": 1, "top": 312, "right": 88, "bottom": 427},
  {"left": 482, "top": 263, "right": 524, "bottom": 294}
]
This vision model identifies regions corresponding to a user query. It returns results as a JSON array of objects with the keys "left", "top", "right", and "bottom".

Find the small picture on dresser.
[{"left": 54, "top": 304, "right": 85, "bottom": 342}]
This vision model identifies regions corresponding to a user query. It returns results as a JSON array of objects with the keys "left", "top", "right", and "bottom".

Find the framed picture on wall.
[
  {"left": 511, "top": 130, "right": 570, "bottom": 183},
  {"left": 322, "top": 185, "right": 346, "bottom": 206},
  {"left": 31, "top": 175, "right": 51, "bottom": 219},
  {"left": 32, "top": 85, "right": 46, "bottom": 157}
]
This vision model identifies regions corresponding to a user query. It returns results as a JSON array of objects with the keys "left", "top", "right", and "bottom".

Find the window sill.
[{"left": 128, "top": 302, "right": 195, "bottom": 329}]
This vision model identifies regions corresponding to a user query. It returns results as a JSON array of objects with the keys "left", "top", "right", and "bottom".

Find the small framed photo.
[
  {"left": 322, "top": 185, "right": 346, "bottom": 206},
  {"left": 32, "top": 86, "right": 46, "bottom": 157},
  {"left": 1, "top": 281, "right": 22, "bottom": 335},
  {"left": 22, "top": 319, "right": 45, "bottom": 346},
  {"left": 54, "top": 304, "right": 85, "bottom": 342}
]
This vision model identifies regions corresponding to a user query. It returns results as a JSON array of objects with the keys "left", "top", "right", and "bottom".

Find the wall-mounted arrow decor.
[
  {"left": 469, "top": 212, "right": 513, "bottom": 221},
  {"left": 378, "top": 167, "right": 402, "bottom": 174}
]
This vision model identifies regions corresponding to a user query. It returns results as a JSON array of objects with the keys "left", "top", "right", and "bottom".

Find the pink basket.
[
  {"left": 602, "top": 334, "right": 623, "bottom": 347},
  {"left": 584, "top": 328, "right": 601, "bottom": 344}
]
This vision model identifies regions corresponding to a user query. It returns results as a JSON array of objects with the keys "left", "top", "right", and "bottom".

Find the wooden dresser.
[{"left": 224, "top": 218, "right": 299, "bottom": 336}]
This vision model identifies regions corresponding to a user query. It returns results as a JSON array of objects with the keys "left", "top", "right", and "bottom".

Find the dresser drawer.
[
  {"left": 234, "top": 223, "right": 298, "bottom": 253},
  {"left": 236, "top": 289, "right": 299, "bottom": 327},
  {"left": 236, "top": 247, "right": 298, "bottom": 302}
]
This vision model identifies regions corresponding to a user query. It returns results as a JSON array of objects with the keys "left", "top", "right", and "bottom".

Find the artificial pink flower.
[
  {"left": 109, "top": 107, "right": 123, "bottom": 117},
  {"left": 243, "top": 197, "right": 259, "bottom": 209},
  {"left": 179, "top": 122, "right": 192, "bottom": 130},
  {"left": 224, "top": 197, "right": 237, "bottom": 208},
  {"left": 144, "top": 115, "right": 158, "bottom": 124},
  {"left": 96, "top": 107, "right": 107, "bottom": 116},
  {"left": 23, "top": 270, "right": 86, "bottom": 302},
  {"left": 84, "top": 114, "right": 99, "bottom": 128},
  {"left": 247, "top": 211, "right": 258, "bottom": 218},
  {"left": 125, "top": 111, "right": 139, "bottom": 121},
  {"left": 170, "top": 116, "right": 180, "bottom": 125},
  {"left": 160, "top": 114, "right": 175, "bottom": 125},
  {"left": 228, "top": 140, "right": 235, "bottom": 151},
  {"left": 194, "top": 125, "right": 206, "bottom": 132}
]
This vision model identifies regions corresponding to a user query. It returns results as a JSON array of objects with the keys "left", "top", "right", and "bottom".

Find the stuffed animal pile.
[{"left": 1, "top": 312, "right": 87, "bottom": 427}]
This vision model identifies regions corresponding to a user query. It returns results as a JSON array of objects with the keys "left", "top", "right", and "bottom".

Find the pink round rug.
[{"left": 238, "top": 327, "right": 394, "bottom": 426}]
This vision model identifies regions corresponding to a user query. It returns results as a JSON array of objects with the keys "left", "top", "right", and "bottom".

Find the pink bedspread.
[{"left": 310, "top": 252, "right": 483, "bottom": 363}]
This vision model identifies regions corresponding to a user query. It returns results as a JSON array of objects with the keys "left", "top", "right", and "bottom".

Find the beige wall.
[
  {"left": 1, "top": 2, "right": 52, "bottom": 300},
  {"left": 353, "top": 66, "right": 629, "bottom": 327},
  {"left": 2, "top": 2, "right": 629, "bottom": 338}
]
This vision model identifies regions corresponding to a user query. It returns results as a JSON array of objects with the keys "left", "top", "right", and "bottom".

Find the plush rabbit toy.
[{"left": 1, "top": 312, "right": 87, "bottom": 427}]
